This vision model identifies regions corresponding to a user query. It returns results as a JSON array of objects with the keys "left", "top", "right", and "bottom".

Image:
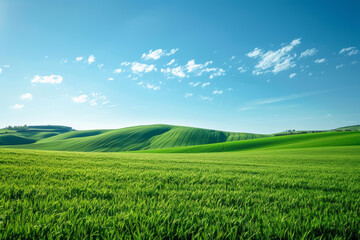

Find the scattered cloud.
[
  {"left": 336, "top": 64, "right": 344, "bottom": 69},
  {"left": 199, "top": 95, "right": 213, "bottom": 101},
  {"left": 72, "top": 94, "right": 88, "bottom": 103},
  {"left": 98, "top": 64, "right": 104, "bottom": 69},
  {"left": 213, "top": 90, "right": 223, "bottom": 95},
  {"left": 202, "top": 82, "right": 210, "bottom": 87},
  {"left": 87, "top": 55, "right": 95, "bottom": 64},
  {"left": 113, "top": 68, "right": 123, "bottom": 73},
  {"left": 131, "top": 62, "right": 156, "bottom": 74},
  {"left": 170, "top": 66, "right": 186, "bottom": 78},
  {"left": 185, "top": 93, "right": 193, "bottom": 98},
  {"left": 238, "top": 66, "right": 246, "bottom": 73},
  {"left": 0, "top": 68, "right": 2, "bottom": 74},
  {"left": 11, "top": 104, "right": 24, "bottom": 109},
  {"left": 108, "top": 77, "right": 114, "bottom": 81},
  {"left": 75, "top": 56, "right": 83, "bottom": 62},
  {"left": 21, "top": 93, "right": 32, "bottom": 100},
  {"left": 141, "top": 48, "right": 178, "bottom": 60},
  {"left": 189, "top": 82, "right": 201, "bottom": 87},
  {"left": 289, "top": 73, "right": 296, "bottom": 79},
  {"left": 246, "top": 48, "right": 262, "bottom": 58},
  {"left": 89, "top": 92, "right": 109, "bottom": 106},
  {"left": 339, "top": 47, "right": 358, "bottom": 56},
  {"left": 166, "top": 59, "right": 175, "bottom": 65},
  {"left": 299, "top": 48, "right": 317, "bottom": 58},
  {"left": 121, "top": 61, "right": 131, "bottom": 66},
  {"left": 314, "top": 58, "right": 326, "bottom": 63},
  {"left": 247, "top": 38, "right": 301, "bottom": 75},
  {"left": 31, "top": 75, "right": 63, "bottom": 84},
  {"left": 138, "top": 81, "right": 160, "bottom": 90}
]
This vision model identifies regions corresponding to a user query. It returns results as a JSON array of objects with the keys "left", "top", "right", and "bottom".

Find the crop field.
[{"left": 1, "top": 146, "right": 360, "bottom": 239}]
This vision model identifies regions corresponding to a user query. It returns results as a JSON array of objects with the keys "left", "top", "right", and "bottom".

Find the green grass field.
[
  {"left": 1, "top": 144, "right": 360, "bottom": 239},
  {"left": 1, "top": 125, "right": 360, "bottom": 238}
]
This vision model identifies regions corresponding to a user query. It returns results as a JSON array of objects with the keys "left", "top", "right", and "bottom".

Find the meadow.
[{"left": 1, "top": 145, "right": 360, "bottom": 239}]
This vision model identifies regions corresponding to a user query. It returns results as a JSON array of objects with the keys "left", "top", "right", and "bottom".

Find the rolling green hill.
[
  {"left": 0, "top": 125, "right": 73, "bottom": 145},
  {"left": 1, "top": 124, "right": 268, "bottom": 152},
  {"left": 142, "top": 131, "right": 360, "bottom": 153},
  {"left": 335, "top": 124, "right": 360, "bottom": 131}
]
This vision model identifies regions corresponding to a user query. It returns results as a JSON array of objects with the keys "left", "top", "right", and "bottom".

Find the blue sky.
[{"left": 1, "top": 0, "right": 359, "bottom": 133}]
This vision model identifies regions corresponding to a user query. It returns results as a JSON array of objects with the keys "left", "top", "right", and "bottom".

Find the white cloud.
[
  {"left": 238, "top": 91, "right": 323, "bottom": 111},
  {"left": 90, "top": 92, "right": 109, "bottom": 106},
  {"left": 21, "top": 93, "right": 32, "bottom": 100},
  {"left": 248, "top": 38, "right": 301, "bottom": 75},
  {"left": 141, "top": 48, "right": 179, "bottom": 60},
  {"left": 339, "top": 47, "right": 359, "bottom": 56},
  {"left": 113, "top": 68, "right": 123, "bottom": 73},
  {"left": 138, "top": 81, "right": 160, "bottom": 90},
  {"left": 11, "top": 104, "right": 24, "bottom": 109},
  {"left": 299, "top": 48, "right": 317, "bottom": 58},
  {"left": 31, "top": 75, "right": 63, "bottom": 84},
  {"left": 0, "top": 68, "right": 2, "bottom": 74},
  {"left": 247, "top": 48, "right": 262, "bottom": 58},
  {"left": 121, "top": 61, "right": 131, "bottom": 66},
  {"left": 185, "top": 59, "right": 203, "bottom": 72},
  {"left": 213, "top": 90, "right": 223, "bottom": 95},
  {"left": 185, "top": 93, "right": 193, "bottom": 98},
  {"left": 98, "top": 64, "right": 104, "bottom": 69},
  {"left": 230, "top": 56, "right": 235, "bottom": 60},
  {"left": 108, "top": 77, "right": 114, "bottom": 81},
  {"left": 75, "top": 56, "right": 83, "bottom": 62},
  {"left": 166, "top": 59, "right": 175, "bottom": 66},
  {"left": 199, "top": 95, "right": 213, "bottom": 101},
  {"left": 314, "top": 58, "right": 326, "bottom": 63},
  {"left": 72, "top": 94, "right": 88, "bottom": 103},
  {"left": 87, "top": 55, "right": 95, "bottom": 64},
  {"left": 289, "top": 73, "right": 296, "bottom": 79},
  {"left": 336, "top": 64, "right": 344, "bottom": 69},
  {"left": 238, "top": 66, "right": 246, "bottom": 73},
  {"left": 131, "top": 62, "right": 156, "bottom": 74},
  {"left": 202, "top": 82, "right": 210, "bottom": 87},
  {"left": 189, "top": 82, "right": 201, "bottom": 87}
]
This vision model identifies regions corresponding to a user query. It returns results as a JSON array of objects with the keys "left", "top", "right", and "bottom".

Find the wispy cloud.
[
  {"left": 75, "top": 56, "right": 83, "bottom": 62},
  {"left": 238, "top": 91, "right": 323, "bottom": 111},
  {"left": 202, "top": 82, "right": 210, "bottom": 87},
  {"left": 31, "top": 75, "right": 63, "bottom": 84},
  {"left": 289, "top": 73, "right": 296, "bottom": 79},
  {"left": 72, "top": 94, "right": 88, "bottom": 103},
  {"left": 314, "top": 58, "right": 326, "bottom": 63},
  {"left": 213, "top": 90, "right": 223, "bottom": 95},
  {"left": 339, "top": 47, "right": 358, "bottom": 56},
  {"left": 21, "top": 93, "right": 32, "bottom": 100},
  {"left": 299, "top": 48, "right": 317, "bottom": 58},
  {"left": 113, "top": 68, "right": 123, "bottom": 73},
  {"left": 141, "top": 48, "right": 178, "bottom": 60},
  {"left": 199, "top": 95, "right": 213, "bottom": 101},
  {"left": 137, "top": 81, "right": 161, "bottom": 90},
  {"left": 336, "top": 64, "right": 344, "bottom": 69},
  {"left": 247, "top": 38, "right": 301, "bottom": 75},
  {"left": 166, "top": 59, "right": 175, "bottom": 66},
  {"left": 11, "top": 104, "right": 24, "bottom": 109},
  {"left": 185, "top": 93, "right": 193, "bottom": 98}
]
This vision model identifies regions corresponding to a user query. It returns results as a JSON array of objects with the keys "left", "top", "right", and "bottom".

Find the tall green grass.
[{"left": 1, "top": 146, "right": 359, "bottom": 239}]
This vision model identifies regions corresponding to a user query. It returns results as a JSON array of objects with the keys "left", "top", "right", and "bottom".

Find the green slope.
[
  {"left": 335, "top": 125, "right": 360, "bottom": 131},
  {"left": 0, "top": 135, "right": 36, "bottom": 145},
  {"left": 142, "top": 131, "right": 360, "bottom": 153},
  {"left": 2, "top": 124, "right": 268, "bottom": 152}
]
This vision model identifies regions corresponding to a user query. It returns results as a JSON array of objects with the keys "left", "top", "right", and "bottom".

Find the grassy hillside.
[
  {"left": 335, "top": 124, "right": 360, "bottom": 131},
  {"left": 0, "top": 125, "right": 73, "bottom": 145},
  {"left": 3, "top": 124, "right": 268, "bottom": 152},
  {"left": 1, "top": 146, "right": 359, "bottom": 239},
  {"left": 143, "top": 131, "right": 360, "bottom": 153}
]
